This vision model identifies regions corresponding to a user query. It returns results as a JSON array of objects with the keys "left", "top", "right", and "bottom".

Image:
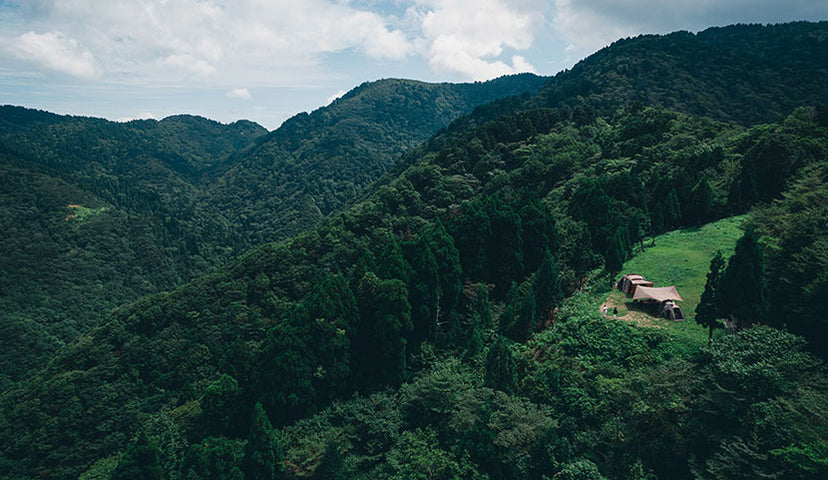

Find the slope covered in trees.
[
  {"left": 1, "top": 97, "right": 825, "bottom": 478},
  {"left": 1, "top": 21, "right": 827, "bottom": 480},
  {"left": 0, "top": 75, "right": 545, "bottom": 382}
]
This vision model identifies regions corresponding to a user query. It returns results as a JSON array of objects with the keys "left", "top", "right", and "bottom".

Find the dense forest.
[
  {"left": 1, "top": 21, "right": 827, "bottom": 480},
  {"left": 0, "top": 75, "right": 545, "bottom": 382}
]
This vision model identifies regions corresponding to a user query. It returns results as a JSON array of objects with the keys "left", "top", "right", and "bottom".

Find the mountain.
[
  {"left": 205, "top": 74, "right": 549, "bottom": 245},
  {"left": 536, "top": 22, "right": 828, "bottom": 124},
  {"left": 1, "top": 22, "right": 827, "bottom": 480},
  {"left": 0, "top": 75, "right": 546, "bottom": 382}
]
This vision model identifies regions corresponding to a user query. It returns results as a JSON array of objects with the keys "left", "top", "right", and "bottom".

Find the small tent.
[
  {"left": 617, "top": 274, "right": 651, "bottom": 295},
  {"left": 660, "top": 301, "right": 685, "bottom": 321}
]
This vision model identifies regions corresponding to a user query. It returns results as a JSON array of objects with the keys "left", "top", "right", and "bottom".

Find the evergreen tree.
[
  {"left": 376, "top": 234, "right": 411, "bottom": 282},
  {"left": 509, "top": 288, "right": 536, "bottom": 343},
  {"left": 111, "top": 432, "right": 165, "bottom": 480},
  {"left": 690, "top": 177, "right": 714, "bottom": 225},
  {"left": 486, "top": 193, "right": 524, "bottom": 297},
  {"left": 605, "top": 228, "right": 626, "bottom": 277},
  {"left": 474, "top": 283, "right": 492, "bottom": 329},
  {"left": 182, "top": 437, "right": 243, "bottom": 480},
  {"left": 484, "top": 336, "right": 518, "bottom": 394},
  {"left": 696, "top": 251, "right": 725, "bottom": 344},
  {"left": 496, "top": 282, "right": 520, "bottom": 339},
  {"left": 242, "top": 402, "right": 281, "bottom": 480},
  {"left": 312, "top": 441, "right": 345, "bottom": 480},
  {"left": 406, "top": 236, "right": 440, "bottom": 347},
  {"left": 719, "top": 225, "right": 769, "bottom": 330},
  {"left": 201, "top": 374, "right": 245, "bottom": 438},
  {"left": 534, "top": 250, "right": 563, "bottom": 326},
  {"left": 423, "top": 221, "right": 463, "bottom": 324},
  {"left": 664, "top": 188, "right": 681, "bottom": 229},
  {"left": 354, "top": 272, "right": 412, "bottom": 389}
]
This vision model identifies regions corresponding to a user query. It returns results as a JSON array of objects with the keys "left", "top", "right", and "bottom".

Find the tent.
[
  {"left": 660, "top": 301, "right": 686, "bottom": 321},
  {"left": 628, "top": 278, "right": 654, "bottom": 295},
  {"left": 632, "top": 285, "right": 684, "bottom": 303},
  {"left": 617, "top": 274, "right": 650, "bottom": 294}
]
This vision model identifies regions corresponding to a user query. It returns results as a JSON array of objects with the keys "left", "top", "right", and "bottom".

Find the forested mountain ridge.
[
  {"left": 206, "top": 74, "right": 548, "bottom": 244},
  {"left": 0, "top": 111, "right": 268, "bottom": 383},
  {"left": 2, "top": 100, "right": 825, "bottom": 479},
  {"left": 0, "top": 75, "right": 545, "bottom": 383},
  {"left": 1, "top": 22, "right": 827, "bottom": 480},
  {"left": 537, "top": 21, "right": 828, "bottom": 125}
]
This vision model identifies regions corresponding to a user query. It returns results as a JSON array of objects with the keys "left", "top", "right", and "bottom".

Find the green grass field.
[{"left": 586, "top": 215, "right": 747, "bottom": 349}]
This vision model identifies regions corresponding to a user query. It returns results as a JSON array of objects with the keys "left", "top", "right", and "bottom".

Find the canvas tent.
[
  {"left": 617, "top": 274, "right": 653, "bottom": 295},
  {"left": 632, "top": 286, "right": 684, "bottom": 303},
  {"left": 660, "top": 301, "right": 685, "bottom": 320}
]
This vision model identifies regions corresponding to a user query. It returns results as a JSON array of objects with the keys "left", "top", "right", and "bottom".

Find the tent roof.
[
  {"left": 630, "top": 279, "right": 654, "bottom": 286},
  {"left": 633, "top": 286, "right": 684, "bottom": 302},
  {"left": 622, "top": 274, "right": 646, "bottom": 281}
]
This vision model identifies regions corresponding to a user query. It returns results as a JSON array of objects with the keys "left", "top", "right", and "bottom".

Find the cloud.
[
  {"left": 15, "top": 31, "right": 100, "bottom": 78},
  {"left": 227, "top": 88, "right": 252, "bottom": 100},
  {"left": 326, "top": 89, "right": 347, "bottom": 105},
  {"left": 552, "top": 0, "right": 828, "bottom": 55},
  {"left": 116, "top": 112, "right": 157, "bottom": 122},
  {"left": 406, "top": 0, "right": 547, "bottom": 80}
]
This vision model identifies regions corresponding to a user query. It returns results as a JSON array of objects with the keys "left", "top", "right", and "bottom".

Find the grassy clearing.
[{"left": 584, "top": 216, "right": 747, "bottom": 350}]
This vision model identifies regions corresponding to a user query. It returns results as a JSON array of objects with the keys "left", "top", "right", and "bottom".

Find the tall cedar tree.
[
  {"left": 111, "top": 432, "right": 165, "bottom": 480},
  {"left": 719, "top": 225, "right": 769, "bottom": 330},
  {"left": 258, "top": 320, "right": 316, "bottom": 426},
  {"left": 474, "top": 283, "right": 492, "bottom": 329},
  {"left": 497, "top": 282, "right": 520, "bottom": 341},
  {"left": 486, "top": 193, "right": 524, "bottom": 297},
  {"left": 312, "top": 441, "right": 345, "bottom": 480},
  {"left": 691, "top": 177, "right": 714, "bottom": 225},
  {"left": 423, "top": 221, "right": 463, "bottom": 324},
  {"left": 406, "top": 236, "right": 440, "bottom": 347},
  {"left": 355, "top": 272, "right": 412, "bottom": 389},
  {"left": 484, "top": 336, "right": 518, "bottom": 394},
  {"left": 242, "top": 402, "right": 282, "bottom": 480},
  {"left": 696, "top": 251, "right": 726, "bottom": 344},
  {"left": 534, "top": 250, "right": 563, "bottom": 326},
  {"left": 605, "top": 227, "right": 626, "bottom": 277}
]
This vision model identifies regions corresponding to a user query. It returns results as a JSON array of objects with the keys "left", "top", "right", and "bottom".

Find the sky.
[{"left": 0, "top": 1, "right": 825, "bottom": 130}]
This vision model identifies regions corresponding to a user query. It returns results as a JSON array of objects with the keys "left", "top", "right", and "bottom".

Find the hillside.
[
  {"left": 1, "top": 22, "right": 827, "bottom": 480},
  {"left": 1, "top": 99, "right": 824, "bottom": 479},
  {"left": 0, "top": 75, "right": 545, "bottom": 381},
  {"left": 205, "top": 74, "right": 549, "bottom": 245},
  {"left": 537, "top": 22, "right": 828, "bottom": 125}
]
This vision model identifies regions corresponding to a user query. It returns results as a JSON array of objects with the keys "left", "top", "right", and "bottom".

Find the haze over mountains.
[{"left": 0, "top": 21, "right": 826, "bottom": 480}]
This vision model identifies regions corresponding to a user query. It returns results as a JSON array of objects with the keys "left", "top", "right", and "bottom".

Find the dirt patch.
[{"left": 599, "top": 292, "right": 664, "bottom": 329}]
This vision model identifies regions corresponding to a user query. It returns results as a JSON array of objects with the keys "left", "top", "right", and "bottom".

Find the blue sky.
[{"left": 1, "top": 0, "right": 825, "bottom": 129}]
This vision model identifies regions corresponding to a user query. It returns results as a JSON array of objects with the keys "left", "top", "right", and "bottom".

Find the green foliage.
[
  {"left": 719, "top": 225, "right": 769, "bottom": 329},
  {"left": 242, "top": 402, "right": 282, "bottom": 480},
  {"left": 111, "top": 432, "right": 165, "bottom": 480},
  {"left": 484, "top": 336, "right": 518, "bottom": 394},
  {"left": 181, "top": 437, "right": 243, "bottom": 480},
  {"left": 533, "top": 250, "right": 563, "bottom": 325},
  {"left": 695, "top": 250, "right": 726, "bottom": 342}
]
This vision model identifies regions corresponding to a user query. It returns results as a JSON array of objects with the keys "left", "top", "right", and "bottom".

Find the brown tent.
[
  {"left": 632, "top": 286, "right": 684, "bottom": 302},
  {"left": 628, "top": 278, "right": 655, "bottom": 295}
]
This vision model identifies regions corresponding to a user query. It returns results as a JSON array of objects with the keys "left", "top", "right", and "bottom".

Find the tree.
[
  {"left": 690, "top": 177, "right": 714, "bottom": 225},
  {"left": 406, "top": 236, "right": 440, "bottom": 347},
  {"left": 181, "top": 437, "right": 243, "bottom": 480},
  {"left": 312, "top": 441, "right": 344, "bottom": 480},
  {"left": 604, "top": 227, "right": 626, "bottom": 277},
  {"left": 719, "top": 225, "right": 769, "bottom": 330},
  {"left": 696, "top": 251, "right": 725, "bottom": 344},
  {"left": 111, "top": 432, "right": 165, "bottom": 480},
  {"left": 242, "top": 402, "right": 282, "bottom": 480},
  {"left": 484, "top": 336, "right": 518, "bottom": 394},
  {"left": 354, "top": 272, "right": 412, "bottom": 389},
  {"left": 200, "top": 374, "right": 245, "bottom": 437},
  {"left": 473, "top": 283, "right": 492, "bottom": 329},
  {"left": 534, "top": 250, "right": 563, "bottom": 326}
]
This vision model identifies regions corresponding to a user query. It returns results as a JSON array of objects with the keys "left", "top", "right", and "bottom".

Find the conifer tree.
[
  {"left": 111, "top": 432, "right": 165, "bottom": 480},
  {"left": 474, "top": 283, "right": 492, "bottom": 329},
  {"left": 424, "top": 221, "right": 463, "bottom": 322},
  {"left": 696, "top": 251, "right": 725, "bottom": 344},
  {"left": 484, "top": 336, "right": 518, "bottom": 394},
  {"left": 312, "top": 441, "right": 345, "bottom": 480},
  {"left": 690, "top": 177, "right": 714, "bottom": 225},
  {"left": 406, "top": 236, "right": 440, "bottom": 347},
  {"left": 242, "top": 402, "right": 282, "bottom": 480},
  {"left": 534, "top": 250, "right": 563, "bottom": 326},
  {"left": 605, "top": 228, "right": 626, "bottom": 277},
  {"left": 719, "top": 225, "right": 769, "bottom": 330},
  {"left": 497, "top": 282, "right": 520, "bottom": 339}
]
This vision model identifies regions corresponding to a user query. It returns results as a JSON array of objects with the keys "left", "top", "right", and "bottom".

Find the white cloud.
[
  {"left": 15, "top": 31, "right": 99, "bottom": 78},
  {"left": 406, "top": 0, "right": 547, "bottom": 80},
  {"left": 116, "top": 112, "right": 157, "bottom": 122},
  {"left": 326, "top": 89, "right": 348, "bottom": 105},
  {"left": 227, "top": 88, "right": 252, "bottom": 100}
]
